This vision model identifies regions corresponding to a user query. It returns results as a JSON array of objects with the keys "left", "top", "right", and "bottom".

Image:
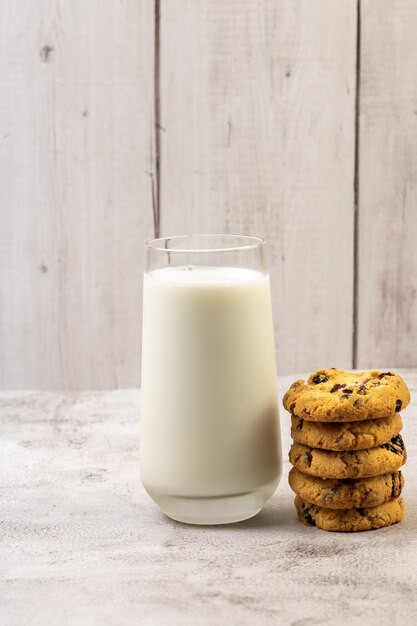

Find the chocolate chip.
[
  {"left": 380, "top": 435, "right": 404, "bottom": 455},
  {"left": 378, "top": 372, "right": 394, "bottom": 379},
  {"left": 290, "top": 402, "right": 296, "bottom": 413},
  {"left": 392, "top": 434, "right": 405, "bottom": 449},
  {"left": 303, "top": 450, "right": 313, "bottom": 467},
  {"left": 341, "top": 394, "right": 351, "bottom": 399},
  {"left": 395, "top": 399, "right": 402, "bottom": 412},
  {"left": 330, "top": 383, "right": 346, "bottom": 393},
  {"left": 342, "top": 388, "right": 353, "bottom": 394},
  {"left": 391, "top": 473, "right": 396, "bottom": 497},
  {"left": 312, "top": 374, "right": 328, "bottom": 384},
  {"left": 357, "top": 508, "right": 367, "bottom": 516},
  {"left": 341, "top": 451, "right": 355, "bottom": 464},
  {"left": 302, "top": 504, "right": 316, "bottom": 526},
  {"left": 392, "top": 472, "right": 402, "bottom": 498},
  {"left": 295, "top": 419, "right": 304, "bottom": 433},
  {"left": 357, "top": 387, "right": 367, "bottom": 395},
  {"left": 354, "top": 399, "right": 361, "bottom": 407}
]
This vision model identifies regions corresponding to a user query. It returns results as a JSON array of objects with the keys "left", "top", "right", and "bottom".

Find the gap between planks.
[
  {"left": 153, "top": 0, "right": 161, "bottom": 239},
  {"left": 352, "top": 0, "right": 361, "bottom": 369}
]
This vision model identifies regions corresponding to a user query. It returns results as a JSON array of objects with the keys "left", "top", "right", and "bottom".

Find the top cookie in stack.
[
  {"left": 284, "top": 369, "right": 410, "bottom": 422},
  {"left": 283, "top": 369, "right": 410, "bottom": 532}
]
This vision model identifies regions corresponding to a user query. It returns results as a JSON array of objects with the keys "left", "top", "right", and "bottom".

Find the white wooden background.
[{"left": 1, "top": 0, "right": 416, "bottom": 390}]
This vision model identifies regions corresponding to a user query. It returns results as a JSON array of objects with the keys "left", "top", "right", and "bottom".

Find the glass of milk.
[{"left": 140, "top": 235, "right": 282, "bottom": 524}]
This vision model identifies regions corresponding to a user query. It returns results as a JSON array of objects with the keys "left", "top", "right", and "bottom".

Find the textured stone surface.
[{"left": 1, "top": 371, "right": 417, "bottom": 625}]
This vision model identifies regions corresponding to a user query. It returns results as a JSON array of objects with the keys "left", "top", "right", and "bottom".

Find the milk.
[{"left": 140, "top": 265, "right": 281, "bottom": 503}]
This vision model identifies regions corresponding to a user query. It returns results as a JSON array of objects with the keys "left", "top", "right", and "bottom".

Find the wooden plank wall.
[
  {"left": 0, "top": 0, "right": 416, "bottom": 389},
  {"left": 356, "top": 0, "right": 417, "bottom": 368},
  {"left": 0, "top": 1, "right": 155, "bottom": 389},
  {"left": 159, "top": 0, "right": 356, "bottom": 375}
]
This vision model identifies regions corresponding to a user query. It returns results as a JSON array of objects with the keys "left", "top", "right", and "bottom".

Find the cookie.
[
  {"left": 291, "top": 413, "right": 403, "bottom": 451},
  {"left": 289, "top": 467, "right": 404, "bottom": 509},
  {"left": 283, "top": 369, "right": 410, "bottom": 422},
  {"left": 289, "top": 435, "right": 406, "bottom": 479},
  {"left": 294, "top": 495, "right": 405, "bottom": 532}
]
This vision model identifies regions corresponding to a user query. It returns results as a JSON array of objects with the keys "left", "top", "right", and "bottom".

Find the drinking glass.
[{"left": 140, "top": 234, "right": 282, "bottom": 524}]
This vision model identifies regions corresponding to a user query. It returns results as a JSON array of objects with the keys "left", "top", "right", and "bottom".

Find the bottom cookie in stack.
[{"left": 294, "top": 495, "right": 405, "bottom": 532}]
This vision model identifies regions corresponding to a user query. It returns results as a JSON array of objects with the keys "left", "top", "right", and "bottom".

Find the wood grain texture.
[
  {"left": 1, "top": 369, "right": 417, "bottom": 625},
  {"left": 5, "top": 0, "right": 417, "bottom": 390},
  {"left": 158, "top": 0, "right": 357, "bottom": 375},
  {"left": 356, "top": 0, "right": 417, "bottom": 368},
  {"left": 0, "top": 1, "right": 155, "bottom": 389}
]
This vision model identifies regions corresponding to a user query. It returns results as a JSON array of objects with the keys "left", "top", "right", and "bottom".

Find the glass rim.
[{"left": 145, "top": 234, "right": 265, "bottom": 254}]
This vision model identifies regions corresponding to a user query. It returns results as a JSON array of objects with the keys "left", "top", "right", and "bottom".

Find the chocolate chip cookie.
[
  {"left": 289, "top": 467, "right": 404, "bottom": 509},
  {"left": 283, "top": 369, "right": 410, "bottom": 422},
  {"left": 295, "top": 495, "right": 405, "bottom": 532},
  {"left": 289, "top": 435, "right": 406, "bottom": 479},
  {"left": 291, "top": 413, "right": 403, "bottom": 451}
]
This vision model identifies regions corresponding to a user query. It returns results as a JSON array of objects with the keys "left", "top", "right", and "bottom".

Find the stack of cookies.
[{"left": 283, "top": 369, "right": 410, "bottom": 532}]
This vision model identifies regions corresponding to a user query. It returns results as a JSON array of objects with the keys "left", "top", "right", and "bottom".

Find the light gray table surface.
[{"left": 1, "top": 371, "right": 417, "bottom": 626}]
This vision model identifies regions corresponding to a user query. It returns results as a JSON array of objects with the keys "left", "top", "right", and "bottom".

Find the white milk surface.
[{"left": 140, "top": 265, "right": 282, "bottom": 498}]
